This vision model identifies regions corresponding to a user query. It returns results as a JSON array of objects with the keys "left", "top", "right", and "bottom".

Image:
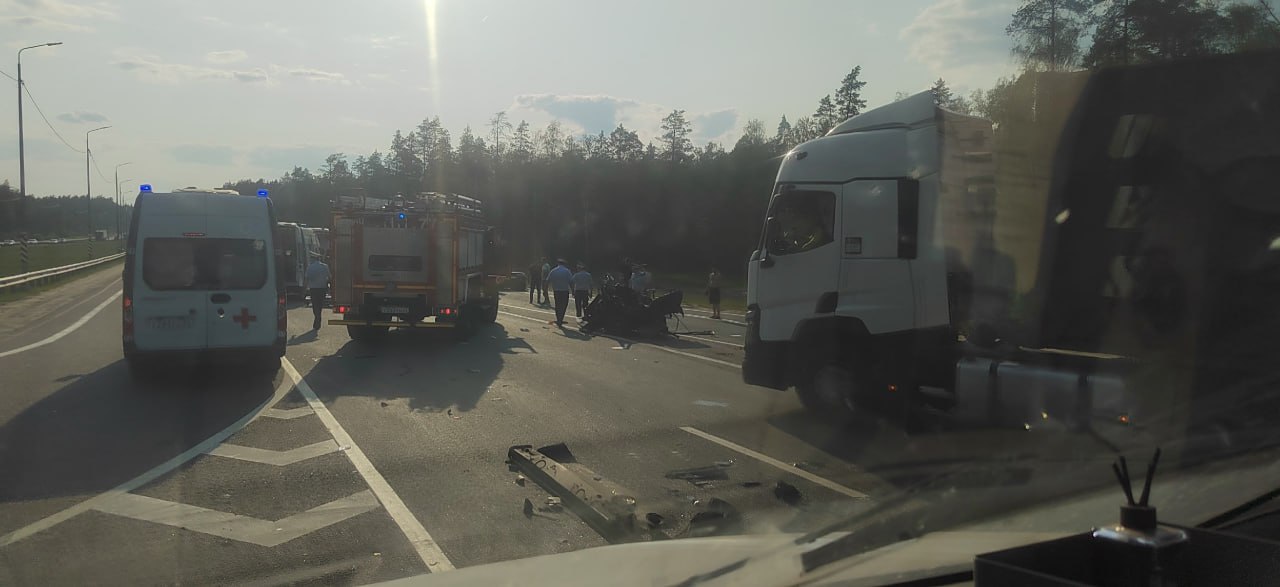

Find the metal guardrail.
[{"left": 0, "top": 252, "right": 125, "bottom": 292}]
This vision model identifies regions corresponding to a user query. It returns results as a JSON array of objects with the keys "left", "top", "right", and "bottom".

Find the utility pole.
[
  {"left": 16, "top": 42, "right": 62, "bottom": 221},
  {"left": 115, "top": 161, "right": 133, "bottom": 245},
  {"left": 86, "top": 125, "right": 111, "bottom": 255}
]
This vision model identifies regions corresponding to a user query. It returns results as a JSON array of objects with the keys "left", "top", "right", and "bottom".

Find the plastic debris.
[
  {"left": 515, "top": 474, "right": 526, "bottom": 486},
  {"left": 774, "top": 481, "right": 802, "bottom": 505},
  {"left": 523, "top": 498, "right": 534, "bottom": 518},
  {"left": 537, "top": 442, "right": 576, "bottom": 463}
]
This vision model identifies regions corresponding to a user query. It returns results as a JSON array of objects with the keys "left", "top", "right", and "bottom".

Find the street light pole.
[
  {"left": 85, "top": 125, "right": 111, "bottom": 239},
  {"left": 115, "top": 162, "right": 133, "bottom": 242},
  {"left": 16, "top": 42, "right": 62, "bottom": 215}
]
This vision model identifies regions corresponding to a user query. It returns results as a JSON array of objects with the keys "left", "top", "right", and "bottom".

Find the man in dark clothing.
[
  {"left": 528, "top": 260, "right": 543, "bottom": 304},
  {"left": 305, "top": 257, "right": 331, "bottom": 330}
]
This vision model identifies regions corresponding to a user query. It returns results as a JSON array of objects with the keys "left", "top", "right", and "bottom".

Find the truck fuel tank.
[{"left": 953, "top": 356, "right": 1133, "bottom": 432}]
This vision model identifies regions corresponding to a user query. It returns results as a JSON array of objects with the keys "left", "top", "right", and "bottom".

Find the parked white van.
[
  {"left": 276, "top": 221, "right": 308, "bottom": 297},
  {"left": 123, "top": 185, "right": 285, "bottom": 378}
]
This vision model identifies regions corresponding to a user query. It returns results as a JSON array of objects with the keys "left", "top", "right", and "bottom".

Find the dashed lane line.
[
  {"left": 680, "top": 426, "right": 868, "bottom": 500},
  {"left": 281, "top": 358, "right": 456, "bottom": 572},
  {"left": 0, "top": 290, "right": 122, "bottom": 359},
  {"left": 496, "top": 309, "right": 741, "bottom": 369},
  {"left": 0, "top": 375, "right": 295, "bottom": 548}
]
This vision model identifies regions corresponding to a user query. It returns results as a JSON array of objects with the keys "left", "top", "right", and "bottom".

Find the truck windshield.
[
  {"left": 766, "top": 190, "right": 836, "bottom": 255},
  {"left": 142, "top": 238, "right": 268, "bottom": 291}
]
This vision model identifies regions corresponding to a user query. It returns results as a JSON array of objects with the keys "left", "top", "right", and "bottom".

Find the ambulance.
[{"left": 122, "top": 185, "right": 286, "bottom": 378}]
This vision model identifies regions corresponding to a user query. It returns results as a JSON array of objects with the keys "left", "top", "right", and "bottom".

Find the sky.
[{"left": 0, "top": 0, "right": 1021, "bottom": 197}]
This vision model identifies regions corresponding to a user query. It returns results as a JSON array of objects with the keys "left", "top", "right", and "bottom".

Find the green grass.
[
  {"left": 653, "top": 271, "right": 748, "bottom": 313},
  {"left": 0, "top": 241, "right": 122, "bottom": 278},
  {"left": 0, "top": 257, "right": 123, "bottom": 304}
]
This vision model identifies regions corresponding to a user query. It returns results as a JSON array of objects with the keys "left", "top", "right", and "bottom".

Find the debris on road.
[
  {"left": 520, "top": 327, "right": 530, "bottom": 332},
  {"left": 537, "top": 442, "right": 576, "bottom": 463},
  {"left": 693, "top": 400, "right": 729, "bottom": 408},
  {"left": 380, "top": 401, "right": 389, "bottom": 407},
  {"left": 508, "top": 444, "right": 644, "bottom": 543},
  {"left": 774, "top": 480, "right": 802, "bottom": 506},
  {"left": 523, "top": 498, "right": 534, "bottom": 519},
  {"left": 792, "top": 461, "right": 823, "bottom": 472},
  {"left": 665, "top": 461, "right": 733, "bottom": 486},
  {"left": 515, "top": 474, "right": 526, "bottom": 486},
  {"left": 687, "top": 498, "right": 743, "bottom": 537},
  {"left": 741, "top": 481, "right": 762, "bottom": 488},
  {"left": 542, "top": 496, "right": 563, "bottom": 512},
  {"left": 646, "top": 512, "right": 664, "bottom": 528}
]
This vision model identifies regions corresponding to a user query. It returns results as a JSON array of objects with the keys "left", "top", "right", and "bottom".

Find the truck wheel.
[
  {"left": 347, "top": 325, "right": 387, "bottom": 342},
  {"left": 485, "top": 301, "right": 499, "bottom": 323},
  {"left": 796, "top": 360, "right": 863, "bottom": 423}
]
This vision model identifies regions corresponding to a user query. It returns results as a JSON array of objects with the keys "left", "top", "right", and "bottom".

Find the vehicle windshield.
[
  {"left": 143, "top": 237, "right": 267, "bottom": 290},
  {"left": 2, "top": 1, "right": 1279, "bottom": 585}
]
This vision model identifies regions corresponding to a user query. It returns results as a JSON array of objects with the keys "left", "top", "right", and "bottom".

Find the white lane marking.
[
  {"left": 263, "top": 407, "right": 315, "bottom": 420},
  {"left": 0, "top": 375, "right": 295, "bottom": 547},
  {"left": 0, "top": 290, "right": 122, "bottom": 359},
  {"left": 679, "top": 426, "right": 868, "bottom": 500},
  {"left": 281, "top": 358, "right": 455, "bottom": 572},
  {"left": 497, "top": 310, "right": 741, "bottom": 369},
  {"left": 684, "top": 314, "right": 748, "bottom": 326},
  {"left": 206, "top": 440, "right": 340, "bottom": 466},
  {"left": 693, "top": 400, "right": 730, "bottom": 408},
  {"left": 92, "top": 490, "right": 378, "bottom": 548},
  {"left": 678, "top": 333, "right": 744, "bottom": 349}
]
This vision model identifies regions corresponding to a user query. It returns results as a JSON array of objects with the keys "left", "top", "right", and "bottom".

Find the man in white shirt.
[
  {"left": 629, "top": 265, "right": 652, "bottom": 293},
  {"left": 571, "top": 263, "right": 594, "bottom": 318},
  {"left": 305, "top": 257, "right": 331, "bottom": 330},
  {"left": 546, "top": 258, "right": 574, "bottom": 326}
]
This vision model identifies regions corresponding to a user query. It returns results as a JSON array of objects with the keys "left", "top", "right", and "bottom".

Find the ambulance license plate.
[{"left": 380, "top": 306, "right": 410, "bottom": 314}]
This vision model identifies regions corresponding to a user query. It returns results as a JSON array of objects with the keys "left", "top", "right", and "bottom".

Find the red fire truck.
[{"left": 328, "top": 192, "right": 499, "bottom": 341}]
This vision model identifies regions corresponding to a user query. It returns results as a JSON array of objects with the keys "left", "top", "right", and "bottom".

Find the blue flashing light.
[
  {"left": 139, "top": 184, "right": 153, "bottom": 192},
  {"left": 398, "top": 212, "right": 406, "bottom": 220},
  {"left": 257, "top": 189, "right": 269, "bottom": 197}
]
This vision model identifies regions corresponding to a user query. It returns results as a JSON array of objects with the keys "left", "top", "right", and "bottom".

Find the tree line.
[{"left": 5, "top": 0, "right": 1276, "bottom": 275}]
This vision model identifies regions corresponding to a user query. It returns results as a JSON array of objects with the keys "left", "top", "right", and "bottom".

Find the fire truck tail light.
[
  {"left": 440, "top": 307, "right": 454, "bottom": 316},
  {"left": 337, "top": 305, "right": 349, "bottom": 314}
]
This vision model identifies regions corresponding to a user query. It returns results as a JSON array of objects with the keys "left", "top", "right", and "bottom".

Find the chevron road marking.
[
  {"left": 262, "top": 407, "right": 315, "bottom": 420},
  {"left": 92, "top": 490, "right": 379, "bottom": 547},
  {"left": 205, "top": 440, "right": 340, "bottom": 466}
]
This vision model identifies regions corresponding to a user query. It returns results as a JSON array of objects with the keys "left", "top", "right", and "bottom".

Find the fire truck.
[{"left": 327, "top": 192, "right": 499, "bottom": 341}]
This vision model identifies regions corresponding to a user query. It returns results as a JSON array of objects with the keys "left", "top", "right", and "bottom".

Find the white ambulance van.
[{"left": 122, "top": 185, "right": 286, "bottom": 378}]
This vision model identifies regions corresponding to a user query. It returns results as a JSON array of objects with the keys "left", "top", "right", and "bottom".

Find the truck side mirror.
[{"left": 760, "top": 217, "right": 779, "bottom": 268}]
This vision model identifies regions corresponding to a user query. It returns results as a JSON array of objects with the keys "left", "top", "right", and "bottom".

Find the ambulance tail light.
[
  {"left": 336, "top": 305, "right": 349, "bottom": 314},
  {"left": 122, "top": 295, "right": 134, "bottom": 341}
]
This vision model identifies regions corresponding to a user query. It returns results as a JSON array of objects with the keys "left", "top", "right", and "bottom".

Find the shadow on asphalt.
[
  {"left": 0, "top": 360, "right": 277, "bottom": 509},
  {"left": 301, "top": 322, "right": 529, "bottom": 413}
]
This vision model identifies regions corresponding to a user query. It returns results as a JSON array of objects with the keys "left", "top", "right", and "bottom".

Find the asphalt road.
[{"left": 0, "top": 278, "right": 1136, "bottom": 585}]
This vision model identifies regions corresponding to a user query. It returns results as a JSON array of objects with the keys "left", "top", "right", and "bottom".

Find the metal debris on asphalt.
[
  {"left": 515, "top": 474, "right": 526, "bottom": 486},
  {"left": 536, "top": 442, "right": 576, "bottom": 463},
  {"left": 774, "top": 480, "right": 802, "bottom": 505}
]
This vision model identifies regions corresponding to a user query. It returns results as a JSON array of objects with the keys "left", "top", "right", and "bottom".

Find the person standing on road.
[
  {"left": 707, "top": 267, "right": 723, "bottom": 320},
  {"left": 547, "top": 258, "right": 573, "bottom": 326},
  {"left": 305, "top": 257, "right": 331, "bottom": 330},
  {"left": 528, "top": 259, "right": 543, "bottom": 305},
  {"left": 571, "top": 263, "right": 594, "bottom": 318},
  {"left": 629, "top": 264, "right": 651, "bottom": 293},
  {"left": 540, "top": 258, "right": 552, "bottom": 304}
]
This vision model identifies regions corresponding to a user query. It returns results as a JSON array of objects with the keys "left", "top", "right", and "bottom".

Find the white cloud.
[
  {"left": 112, "top": 54, "right": 268, "bottom": 84},
  {"left": 691, "top": 109, "right": 739, "bottom": 144},
  {"left": 279, "top": 66, "right": 348, "bottom": 84},
  {"left": 56, "top": 110, "right": 109, "bottom": 124},
  {"left": 368, "top": 35, "right": 405, "bottom": 49},
  {"left": 205, "top": 49, "right": 247, "bottom": 64},
  {"left": 9, "top": 0, "right": 117, "bottom": 20},
  {"left": 2, "top": 14, "right": 89, "bottom": 31},
  {"left": 900, "top": 0, "right": 1017, "bottom": 85},
  {"left": 509, "top": 93, "right": 743, "bottom": 145}
]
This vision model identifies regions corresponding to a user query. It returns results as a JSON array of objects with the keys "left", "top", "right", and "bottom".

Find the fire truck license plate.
[{"left": 380, "top": 306, "right": 410, "bottom": 314}]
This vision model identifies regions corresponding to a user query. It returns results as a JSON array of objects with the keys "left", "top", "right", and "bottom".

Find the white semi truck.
[{"left": 742, "top": 51, "right": 1280, "bottom": 434}]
